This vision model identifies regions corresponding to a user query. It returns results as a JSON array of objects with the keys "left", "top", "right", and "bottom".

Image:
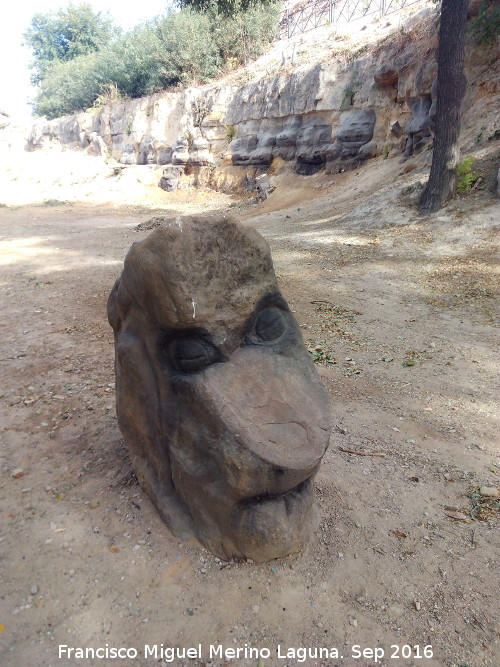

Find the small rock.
[
  {"left": 11, "top": 468, "right": 24, "bottom": 479},
  {"left": 350, "top": 618, "right": 358, "bottom": 627},
  {"left": 479, "top": 486, "right": 499, "bottom": 498},
  {"left": 68, "top": 569, "right": 76, "bottom": 576},
  {"left": 252, "top": 604, "right": 260, "bottom": 614},
  {"left": 30, "top": 585, "right": 38, "bottom": 595}
]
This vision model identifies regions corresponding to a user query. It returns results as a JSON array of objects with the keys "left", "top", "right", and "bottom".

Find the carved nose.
[{"left": 201, "top": 347, "right": 330, "bottom": 472}]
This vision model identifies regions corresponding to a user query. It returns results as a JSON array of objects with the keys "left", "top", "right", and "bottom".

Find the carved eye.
[
  {"left": 254, "top": 307, "right": 287, "bottom": 342},
  {"left": 171, "top": 338, "right": 222, "bottom": 374}
]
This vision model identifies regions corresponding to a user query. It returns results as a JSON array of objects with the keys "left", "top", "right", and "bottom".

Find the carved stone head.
[{"left": 108, "top": 215, "right": 330, "bottom": 561}]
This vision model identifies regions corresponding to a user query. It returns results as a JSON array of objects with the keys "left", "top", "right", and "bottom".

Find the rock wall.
[{"left": 25, "top": 6, "right": 499, "bottom": 193}]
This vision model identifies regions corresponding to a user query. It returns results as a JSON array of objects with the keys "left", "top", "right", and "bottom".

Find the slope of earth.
[{"left": 0, "top": 151, "right": 499, "bottom": 666}]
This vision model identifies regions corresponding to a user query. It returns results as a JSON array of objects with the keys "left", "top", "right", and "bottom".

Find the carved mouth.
[
  {"left": 231, "top": 477, "right": 315, "bottom": 560},
  {"left": 240, "top": 477, "right": 312, "bottom": 512}
]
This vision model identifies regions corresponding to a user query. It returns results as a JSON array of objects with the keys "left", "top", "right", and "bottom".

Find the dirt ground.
[{"left": 0, "top": 146, "right": 499, "bottom": 667}]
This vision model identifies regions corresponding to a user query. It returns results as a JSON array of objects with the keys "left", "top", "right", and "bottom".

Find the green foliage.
[
  {"left": 177, "top": 0, "right": 274, "bottom": 18},
  {"left": 33, "top": 52, "right": 102, "bottom": 117},
  {"left": 97, "top": 23, "right": 168, "bottom": 97},
  {"left": 24, "top": 3, "right": 117, "bottom": 84},
  {"left": 225, "top": 124, "right": 236, "bottom": 143},
  {"left": 33, "top": 23, "right": 170, "bottom": 117},
  {"left": 307, "top": 340, "right": 335, "bottom": 365},
  {"left": 211, "top": 1, "right": 281, "bottom": 65},
  {"left": 155, "top": 9, "right": 222, "bottom": 84},
  {"left": 339, "top": 68, "right": 361, "bottom": 111},
  {"left": 91, "top": 83, "right": 122, "bottom": 111},
  {"left": 469, "top": 0, "right": 500, "bottom": 45},
  {"left": 30, "top": 3, "right": 280, "bottom": 119},
  {"left": 456, "top": 156, "right": 479, "bottom": 193}
]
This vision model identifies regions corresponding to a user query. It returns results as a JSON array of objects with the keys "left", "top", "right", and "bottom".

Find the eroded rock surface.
[
  {"left": 108, "top": 215, "right": 331, "bottom": 561},
  {"left": 326, "top": 108, "right": 377, "bottom": 172},
  {"left": 403, "top": 95, "right": 433, "bottom": 157}
]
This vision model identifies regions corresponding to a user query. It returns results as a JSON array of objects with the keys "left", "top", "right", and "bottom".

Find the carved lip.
[{"left": 239, "top": 477, "right": 312, "bottom": 509}]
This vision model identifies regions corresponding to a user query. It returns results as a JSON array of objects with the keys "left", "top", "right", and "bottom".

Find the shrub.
[
  {"left": 456, "top": 156, "right": 479, "bottom": 193},
  {"left": 33, "top": 52, "right": 102, "bottom": 117},
  {"left": 212, "top": 2, "right": 281, "bottom": 65},
  {"left": 155, "top": 9, "right": 222, "bottom": 84},
  {"left": 31, "top": 5, "right": 281, "bottom": 118},
  {"left": 33, "top": 23, "right": 170, "bottom": 117},
  {"left": 469, "top": 0, "right": 500, "bottom": 45}
]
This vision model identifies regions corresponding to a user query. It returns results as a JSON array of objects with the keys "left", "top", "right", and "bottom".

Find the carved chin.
[{"left": 230, "top": 478, "right": 316, "bottom": 561}]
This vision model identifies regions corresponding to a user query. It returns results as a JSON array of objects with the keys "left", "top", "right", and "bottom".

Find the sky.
[{"left": 0, "top": 0, "right": 171, "bottom": 121}]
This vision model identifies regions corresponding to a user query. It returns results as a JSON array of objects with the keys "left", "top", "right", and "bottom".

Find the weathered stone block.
[
  {"left": 158, "top": 165, "right": 182, "bottom": 192},
  {"left": 172, "top": 138, "right": 190, "bottom": 165},
  {"left": 157, "top": 147, "right": 173, "bottom": 165},
  {"left": 108, "top": 216, "right": 331, "bottom": 561},
  {"left": 119, "top": 144, "right": 136, "bottom": 165}
]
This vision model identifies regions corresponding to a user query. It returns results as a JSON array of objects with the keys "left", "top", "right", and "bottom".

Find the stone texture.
[
  {"left": 119, "top": 144, "right": 136, "bottom": 165},
  {"left": 137, "top": 136, "right": 156, "bottom": 165},
  {"left": 158, "top": 165, "right": 182, "bottom": 192},
  {"left": 374, "top": 64, "right": 399, "bottom": 86},
  {"left": 403, "top": 95, "right": 432, "bottom": 157},
  {"left": 157, "top": 147, "right": 173, "bottom": 165},
  {"left": 295, "top": 120, "right": 332, "bottom": 175},
  {"left": 172, "top": 138, "right": 190, "bottom": 165},
  {"left": 108, "top": 215, "right": 331, "bottom": 561},
  {"left": 273, "top": 116, "right": 302, "bottom": 161},
  {"left": 326, "top": 108, "right": 376, "bottom": 172},
  {"left": 189, "top": 137, "right": 213, "bottom": 166}
]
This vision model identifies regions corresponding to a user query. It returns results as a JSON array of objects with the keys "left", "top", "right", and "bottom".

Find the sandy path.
[{"left": 0, "top": 163, "right": 499, "bottom": 667}]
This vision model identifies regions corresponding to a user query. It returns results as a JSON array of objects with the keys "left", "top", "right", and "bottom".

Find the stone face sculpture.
[
  {"left": 403, "top": 95, "right": 433, "bottom": 157},
  {"left": 295, "top": 121, "right": 333, "bottom": 175},
  {"left": 326, "top": 109, "right": 376, "bottom": 172},
  {"left": 108, "top": 215, "right": 331, "bottom": 561}
]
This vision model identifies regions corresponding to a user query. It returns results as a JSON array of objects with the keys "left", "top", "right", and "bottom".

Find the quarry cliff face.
[{"left": 25, "top": 6, "right": 499, "bottom": 194}]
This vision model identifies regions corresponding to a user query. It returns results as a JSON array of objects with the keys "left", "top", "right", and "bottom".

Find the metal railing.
[{"left": 279, "top": 0, "right": 423, "bottom": 39}]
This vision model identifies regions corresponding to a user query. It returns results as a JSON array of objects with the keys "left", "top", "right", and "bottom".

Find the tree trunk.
[{"left": 418, "top": 0, "right": 469, "bottom": 215}]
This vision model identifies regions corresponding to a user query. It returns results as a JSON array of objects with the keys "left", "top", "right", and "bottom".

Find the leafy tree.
[
  {"left": 97, "top": 24, "right": 169, "bottom": 97},
  {"left": 177, "top": 0, "right": 274, "bottom": 17},
  {"left": 155, "top": 9, "right": 222, "bottom": 84},
  {"left": 418, "top": 0, "right": 469, "bottom": 215},
  {"left": 33, "top": 23, "right": 169, "bottom": 118},
  {"left": 29, "top": 3, "right": 281, "bottom": 118},
  {"left": 212, "top": 1, "right": 281, "bottom": 65},
  {"left": 24, "top": 3, "right": 117, "bottom": 84}
]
